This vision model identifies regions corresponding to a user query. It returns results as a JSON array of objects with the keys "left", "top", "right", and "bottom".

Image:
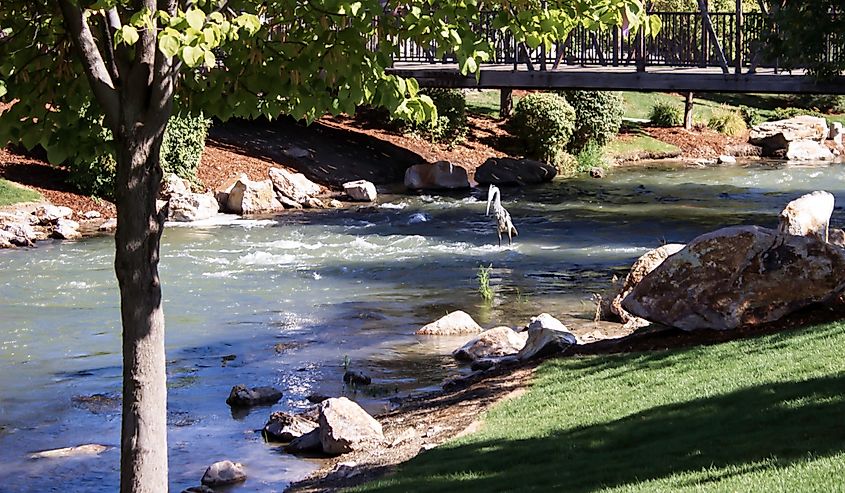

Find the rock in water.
[
  {"left": 225, "top": 385, "right": 283, "bottom": 407},
  {"left": 343, "top": 371, "right": 372, "bottom": 386},
  {"left": 611, "top": 243, "right": 685, "bottom": 329},
  {"left": 474, "top": 157, "right": 557, "bottom": 185},
  {"left": 343, "top": 180, "right": 377, "bottom": 202},
  {"left": 622, "top": 225, "right": 845, "bottom": 331},
  {"left": 29, "top": 444, "right": 109, "bottom": 459},
  {"left": 168, "top": 193, "right": 219, "bottom": 222},
  {"left": 51, "top": 218, "right": 82, "bottom": 240},
  {"left": 749, "top": 116, "right": 829, "bottom": 156},
  {"left": 269, "top": 167, "right": 322, "bottom": 204},
  {"left": 285, "top": 428, "right": 323, "bottom": 454},
  {"left": 416, "top": 310, "right": 483, "bottom": 335},
  {"left": 318, "top": 397, "right": 384, "bottom": 455},
  {"left": 264, "top": 412, "right": 318, "bottom": 442},
  {"left": 201, "top": 460, "right": 246, "bottom": 486},
  {"left": 517, "top": 314, "right": 577, "bottom": 360},
  {"left": 227, "top": 178, "right": 280, "bottom": 214},
  {"left": 452, "top": 326, "right": 528, "bottom": 362},
  {"left": 404, "top": 161, "right": 470, "bottom": 190},
  {"left": 785, "top": 140, "right": 834, "bottom": 161},
  {"left": 778, "top": 191, "right": 835, "bottom": 241},
  {"left": 182, "top": 486, "right": 215, "bottom": 493}
]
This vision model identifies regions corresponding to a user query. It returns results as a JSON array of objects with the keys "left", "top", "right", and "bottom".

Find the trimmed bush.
[
  {"left": 738, "top": 105, "right": 765, "bottom": 127},
  {"left": 649, "top": 103, "right": 682, "bottom": 127},
  {"left": 771, "top": 106, "right": 829, "bottom": 122},
  {"left": 790, "top": 94, "right": 845, "bottom": 114},
  {"left": 509, "top": 92, "right": 576, "bottom": 163},
  {"left": 560, "top": 91, "right": 624, "bottom": 152},
  {"left": 415, "top": 88, "right": 467, "bottom": 145},
  {"left": 708, "top": 111, "right": 747, "bottom": 137}
]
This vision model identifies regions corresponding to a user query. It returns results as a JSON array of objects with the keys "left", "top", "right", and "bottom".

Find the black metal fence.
[{"left": 392, "top": 11, "right": 777, "bottom": 70}]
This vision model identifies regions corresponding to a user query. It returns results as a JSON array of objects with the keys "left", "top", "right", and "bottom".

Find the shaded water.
[{"left": 1, "top": 161, "right": 844, "bottom": 492}]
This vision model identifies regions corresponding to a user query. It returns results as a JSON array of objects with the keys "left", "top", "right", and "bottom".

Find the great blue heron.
[{"left": 486, "top": 184, "right": 518, "bottom": 247}]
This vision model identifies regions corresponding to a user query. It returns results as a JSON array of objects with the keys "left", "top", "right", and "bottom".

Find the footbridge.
[{"left": 387, "top": 10, "right": 845, "bottom": 94}]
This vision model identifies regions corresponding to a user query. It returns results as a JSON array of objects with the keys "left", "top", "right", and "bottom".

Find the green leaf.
[
  {"left": 158, "top": 34, "right": 180, "bottom": 58},
  {"left": 0, "top": 80, "right": 6, "bottom": 98},
  {"left": 406, "top": 78, "right": 419, "bottom": 98},
  {"left": 648, "top": 14, "right": 663, "bottom": 37},
  {"left": 203, "top": 50, "right": 216, "bottom": 68},
  {"left": 185, "top": 9, "right": 206, "bottom": 31},
  {"left": 115, "top": 25, "right": 139, "bottom": 46},
  {"left": 181, "top": 45, "right": 204, "bottom": 67}
]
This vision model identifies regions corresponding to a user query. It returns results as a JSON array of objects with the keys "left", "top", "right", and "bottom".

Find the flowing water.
[{"left": 1, "top": 160, "right": 845, "bottom": 492}]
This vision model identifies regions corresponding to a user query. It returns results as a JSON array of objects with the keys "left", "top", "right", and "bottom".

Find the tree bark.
[
  {"left": 500, "top": 89, "right": 513, "bottom": 118},
  {"left": 114, "top": 124, "right": 169, "bottom": 493}
]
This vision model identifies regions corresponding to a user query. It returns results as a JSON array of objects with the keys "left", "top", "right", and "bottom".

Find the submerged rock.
[
  {"left": 29, "top": 444, "right": 108, "bottom": 459},
  {"left": 181, "top": 486, "right": 215, "bottom": 493},
  {"left": 225, "top": 385, "right": 283, "bottom": 407},
  {"left": 404, "top": 161, "right": 470, "bottom": 190},
  {"left": 319, "top": 397, "right": 384, "bottom": 455},
  {"left": 778, "top": 191, "right": 834, "bottom": 241},
  {"left": 264, "top": 412, "right": 318, "bottom": 443},
  {"left": 453, "top": 326, "right": 528, "bottom": 362},
  {"left": 474, "top": 157, "right": 557, "bottom": 185},
  {"left": 343, "top": 371, "right": 372, "bottom": 386},
  {"left": 517, "top": 314, "right": 577, "bottom": 360},
  {"left": 416, "top": 310, "right": 483, "bottom": 336},
  {"left": 611, "top": 243, "right": 685, "bottom": 329},
  {"left": 623, "top": 225, "right": 845, "bottom": 330},
  {"left": 343, "top": 180, "right": 377, "bottom": 202},
  {"left": 201, "top": 460, "right": 246, "bottom": 486}
]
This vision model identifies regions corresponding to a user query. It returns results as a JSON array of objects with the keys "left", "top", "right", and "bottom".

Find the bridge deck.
[{"left": 388, "top": 64, "right": 845, "bottom": 94}]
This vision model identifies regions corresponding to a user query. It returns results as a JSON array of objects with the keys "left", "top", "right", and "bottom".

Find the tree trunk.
[
  {"left": 684, "top": 92, "right": 695, "bottom": 130},
  {"left": 114, "top": 126, "right": 169, "bottom": 493},
  {"left": 500, "top": 89, "right": 513, "bottom": 118}
]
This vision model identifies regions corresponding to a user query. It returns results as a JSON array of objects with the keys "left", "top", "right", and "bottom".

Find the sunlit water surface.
[{"left": 1, "top": 160, "right": 845, "bottom": 492}]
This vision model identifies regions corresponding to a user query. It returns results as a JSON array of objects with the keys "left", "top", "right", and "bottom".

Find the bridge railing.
[{"left": 391, "top": 11, "right": 779, "bottom": 70}]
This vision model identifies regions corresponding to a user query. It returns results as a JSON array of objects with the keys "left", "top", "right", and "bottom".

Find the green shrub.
[
  {"left": 574, "top": 141, "right": 609, "bottom": 173},
  {"left": 160, "top": 112, "right": 212, "bottom": 184},
  {"left": 559, "top": 91, "right": 624, "bottom": 152},
  {"left": 771, "top": 106, "right": 829, "bottom": 122},
  {"left": 738, "top": 105, "right": 765, "bottom": 127},
  {"left": 509, "top": 92, "right": 576, "bottom": 163},
  {"left": 790, "top": 94, "right": 845, "bottom": 114},
  {"left": 649, "top": 102, "right": 683, "bottom": 127},
  {"left": 414, "top": 88, "right": 467, "bottom": 145},
  {"left": 708, "top": 111, "right": 747, "bottom": 137}
]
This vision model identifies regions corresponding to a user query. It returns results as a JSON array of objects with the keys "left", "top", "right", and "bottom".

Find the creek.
[{"left": 1, "top": 160, "right": 844, "bottom": 492}]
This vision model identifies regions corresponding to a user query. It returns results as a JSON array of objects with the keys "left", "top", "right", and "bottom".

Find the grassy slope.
[
  {"left": 0, "top": 179, "right": 41, "bottom": 207},
  {"left": 355, "top": 321, "right": 845, "bottom": 493}
]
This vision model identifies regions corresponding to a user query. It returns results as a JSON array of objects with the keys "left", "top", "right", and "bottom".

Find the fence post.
[
  {"left": 612, "top": 26, "right": 619, "bottom": 67},
  {"left": 636, "top": 26, "right": 646, "bottom": 71},
  {"left": 735, "top": 0, "right": 743, "bottom": 73}
]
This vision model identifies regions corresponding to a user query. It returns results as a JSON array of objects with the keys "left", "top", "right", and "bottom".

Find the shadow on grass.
[{"left": 361, "top": 372, "right": 845, "bottom": 492}]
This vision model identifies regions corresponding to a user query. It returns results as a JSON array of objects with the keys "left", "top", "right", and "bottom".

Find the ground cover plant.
[
  {"left": 354, "top": 320, "right": 845, "bottom": 492},
  {"left": 0, "top": 179, "right": 41, "bottom": 206}
]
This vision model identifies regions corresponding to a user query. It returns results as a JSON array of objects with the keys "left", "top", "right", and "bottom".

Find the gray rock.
[
  {"left": 2, "top": 221, "right": 36, "bottom": 245},
  {"left": 29, "top": 444, "right": 108, "bottom": 459},
  {"left": 98, "top": 218, "right": 117, "bottom": 232},
  {"left": 269, "top": 167, "right": 322, "bottom": 204},
  {"left": 285, "top": 428, "right": 323, "bottom": 453},
  {"left": 227, "top": 178, "right": 280, "bottom": 214},
  {"left": 33, "top": 205, "right": 73, "bottom": 224},
  {"left": 319, "top": 397, "right": 384, "bottom": 455},
  {"left": 453, "top": 326, "right": 527, "bottom": 362},
  {"left": 343, "top": 180, "right": 377, "bottom": 202},
  {"left": 588, "top": 167, "right": 605, "bottom": 178},
  {"left": 717, "top": 155, "right": 737, "bottom": 164},
  {"left": 163, "top": 173, "right": 190, "bottom": 196},
  {"left": 622, "top": 225, "right": 845, "bottom": 331},
  {"left": 416, "top": 310, "right": 483, "bottom": 335},
  {"left": 517, "top": 314, "right": 577, "bottom": 360},
  {"left": 168, "top": 193, "right": 219, "bottom": 222},
  {"left": 830, "top": 122, "right": 843, "bottom": 145},
  {"left": 611, "top": 244, "right": 686, "bottom": 329},
  {"left": 215, "top": 173, "right": 248, "bottom": 208},
  {"left": 201, "top": 460, "right": 246, "bottom": 486},
  {"left": 82, "top": 210, "right": 101, "bottom": 220},
  {"left": 750, "top": 116, "right": 829, "bottom": 156},
  {"left": 328, "top": 199, "right": 344, "bottom": 208},
  {"left": 51, "top": 218, "right": 81, "bottom": 240},
  {"left": 474, "top": 157, "right": 557, "bottom": 185},
  {"left": 225, "top": 385, "right": 283, "bottom": 407},
  {"left": 785, "top": 140, "right": 833, "bottom": 161},
  {"left": 778, "top": 191, "right": 835, "bottom": 241},
  {"left": 182, "top": 486, "right": 215, "bottom": 493},
  {"left": 404, "top": 161, "right": 470, "bottom": 190},
  {"left": 264, "top": 412, "right": 318, "bottom": 442}
]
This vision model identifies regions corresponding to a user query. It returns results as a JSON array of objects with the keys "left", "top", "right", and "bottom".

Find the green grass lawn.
[
  {"left": 0, "top": 179, "right": 41, "bottom": 207},
  {"left": 464, "top": 89, "right": 508, "bottom": 118},
  {"left": 354, "top": 321, "right": 845, "bottom": 492}
]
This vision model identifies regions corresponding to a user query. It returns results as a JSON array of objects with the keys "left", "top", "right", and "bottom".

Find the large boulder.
[
  {"left": 264, "top": 412, "right": 318, "bottom": 442},
  {"left": 269, "top": 167, "right": 323, "bottom": 204},
  {"left": 785, "top": 140, "right": 834, "bottom": 161},
  {"left": 778, "top": 191, "right": 834, "bottom": 241},
  {"left": 611, "top": 243, "right": 685, "bottom": 329},
  {"left": 201, "top": 460, "right": 246, "bottom": 486},
  {"left": 225, "top": 385, "right": 283, "bottom": 407},
  {"left": 285, "top": 428, "right": 323, "bottom": 453},
  {"left": 33, "top": 205, "right": 73, "bottom": 225},
  {"left": 404, "top": 161, "right": 470, "bottom": 190},
  {"left": 830, "top": 122, "right": 843, "bottom": 145},
  {"left": 168, "top": 192, "right": 219, "bottom": 222},
  {"left": 226, "top": 178, "right": 280, "bottom": 214},
  {"left": 517, "top": 313, "right": 577, "bottom": 360},
  {"left": 622, "top": 225, "right": 845, "bottom": 331},
  {"left": 1, "top": 220, "right": 37, "bottom": 246},
  {"left": 51, "top": 218, "right": 82, "bottom": 240},
  {"left": 452, "top": 326, "right": 528, "bottom": 361},
  {"left": 474, "top": 157, "right": 557, "bottom": 186},
  {"left": 343, "top": 180, "right": 377, "bottom": 202},
  {"left": 318, "top": 397, "right": 384, "bottom": 455},
  {"left": 416, "top": 310, "right": 483, "bottom": 335},
  {"left": 749, "top": 116, "right": 829, "bottom": 156},
  {"left": 215, "top": 173, "right": 248, "bottom": 208}
]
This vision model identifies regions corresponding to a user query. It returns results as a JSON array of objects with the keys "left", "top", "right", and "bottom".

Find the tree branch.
[
  {"left": 57, "top": 0, "right": 120, "bottom": 129},
  {"left": 105, "top": 7, "right": 133, "bottom": 81}
]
